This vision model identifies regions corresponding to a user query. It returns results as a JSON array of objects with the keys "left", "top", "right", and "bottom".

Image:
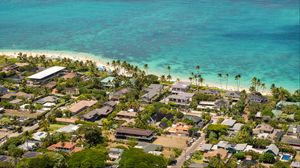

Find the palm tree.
[
  {"left": 235, "top": 74, "right": 241, "bottom": 91},
  {"left": 167, "top": 75, "right": 172, "bottom": 82},
  {"left": 218, "top": 73, "right": 222, "bottom": 88},
  {"left": 189, "top": 77, "right": 193, "bottom": 85},
  {"left": 251, "top": 77, "right": 258, "bottom": 91},
  {"left": 225, "top": 74, "right": 229, "bottom": 90},
  {"left": 167, "top": 65, "right": 171, "bottom": 77},
  {"left": 199, "top": 76, "right": 204, "bottom": 86},
  {"left": 144, "top": 64, "right": 149, "bottom": 75},
  {"left": 161, "top": 75, "right": 166, "bottom": 82}
]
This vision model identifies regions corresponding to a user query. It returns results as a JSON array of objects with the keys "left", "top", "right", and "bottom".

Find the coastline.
[{"left": 0, "top": 49, "right": 271, "bottom": 95}]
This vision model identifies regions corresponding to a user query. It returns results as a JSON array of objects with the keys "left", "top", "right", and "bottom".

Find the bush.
[{"left": 259, "top": 153, "right": 275, "bottom": 164}]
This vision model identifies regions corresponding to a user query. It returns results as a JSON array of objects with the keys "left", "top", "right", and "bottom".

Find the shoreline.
[{"left": 0, "top": 49, "right": 272, "bottom": 95}]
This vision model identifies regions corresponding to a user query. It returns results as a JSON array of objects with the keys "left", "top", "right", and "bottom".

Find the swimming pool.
[{"left": 281, "top": 154, "right": 292, "bottom": 161}]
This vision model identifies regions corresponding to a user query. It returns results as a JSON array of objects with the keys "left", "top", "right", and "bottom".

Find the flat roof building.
[
  {"left": 115, "top": 127, "right": 155, "bottom": 141},
  {"left": 28, "top": 66, "right": 66, "bottom": 84}
]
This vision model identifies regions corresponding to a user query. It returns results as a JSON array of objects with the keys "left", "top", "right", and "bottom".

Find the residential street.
[{"left": 170, "top": 133, "right": 205, "bottom": 168}]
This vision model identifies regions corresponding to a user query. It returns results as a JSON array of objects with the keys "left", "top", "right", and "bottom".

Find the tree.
[
  {"left": 259, "top": 153, "right": 275, "bottom": 163},
  {"left": 218, "top": 73, "right": 222, "bottom": 88},
  {"left": 78, "top": 125, "right": 103, "bottom": 146},
  {"left": 119, "top": 148, "right": 167, "bottom": 168},
  {"left": 225, "top": 74, "right": 229, "bottom": 90},
  {"left": 144, "top": 64, "right": 148, "bottom": 75},
  {"left": 17, "top": 152, "right": 66, "bottom": 168},
  {"left": 235, "top": 74, "right": 241, "bottom": 91},
  {"left": 208, "top": 155, "right": 226, "bottom": 168},
  {"left": 67, "top": 149, "right": 107, "bottom": 168}
]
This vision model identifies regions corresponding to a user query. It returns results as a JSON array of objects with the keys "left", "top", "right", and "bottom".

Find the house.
[
  {"left": 203, "top": 149, "right": 228, "bottom": 162},
  {"left": 0, "top": 155, "right": 14, "bottom": 163},
  {"left": 109, "top": 88, "right": 131, "bottom": 101},
  {"left": 189, "top": 163, "right": 208, "bottom": 168},
  {"left": 9, "top": 98, "right": 23, "bottom": 105},
  {"left": 61, "top": 72, "right": 77, "bottom": 80},
  {"left": 65, "top": 87, "right": 80, "bottom": 96},
  {"left": 199, "top": 90, "right": 220, "bottom": 96},
  {"left": 141, "top": 84, "right": 163, "bottom": 103},
  {"left": 264, "top": 144, "right": 279, "bottom": 156},
  {"left": 47, "top": 142, "right": 82, "bottom": 153},
  {"left": 0, "top": 85, "right": 8, "bottom": 96},
  {"left": 101, "top": 76, "right": 115, "bottom": 87},
  {"left": 198, "top": 99, "right": 229, "bottom": 110},
  {"left": 32, "top": 131, "right": 47, "bottom": 141},
  {"left": 287, "top": 125, "right": 300, "bottom": 136},
  {"left": 116, "top": 111, "right": 137, "bottom": 119},
  {"left": 18, "top": 140, "right": 41, "bottom": 151},
  {"left": 200, "top": 144, "right": 213, "bottom": 152},
  {"left": 291, "top": 161, "right": 300, "bottom": 168},
  {"left": 253, "top": 123, "right": 274, "bottom": 135},
  {"left": 82, "top": 101, "right": 117, "bottom": 121},
  {"left": 115, "top": 127, "right": 155, "bottom": 141},
  {"left": 234, "top": 144, "right": 248, "bottom": 152},
  {"left": 68, "top": 100, "right": 97, "bottom": 115},
  {"left": 171, "top": 82, "right": 189, "bottom": 93},
  {"left": 150, "top": 112, "right": 174, "bottom": 123},
  {"left": 281, "top": 136, "right": 300, "bottom": 148},
  {"left": 276, "top": 101, "right": 300, "bottom": 109},
  {"left": 183, "top": 115, "right": 205, "bottom": 127},
  {"left": 28, "top": 66, "right": 66, "bottom": 84},
  {"left": 57, "top": 124, "right": 79, "bottom": 133},
  {"left": 230, "top": 123, "right": 244, "bottom": 132},
  {"left": 225, "top": 91, "right": 241, "bottom": 101},
  {"left": 268, "top": 129, "right": 284, "bottom": 142},
  {"left": 44, "top": 81, "right": 57, "bottom": 89},
  {"left": 134, "top": 142, "right": 162, "bottom": 153},
  {"left": 165, "top": 92, "right": 194, "bottom": 106},
  {"left": 166, "top": 122, "right": 192, "bottom": 136},
  {"left": 35, "top": 96, "right": 58, "bottom": 105},
  {"left": 221, "top": 119, "right": 236, "bottom": 127},
  {"left": 108, "top": 148, "right": 124, "bottom": 161},
  {"left": 248, "top": 92, "right": 268, "bottom": 103},
  {"left": 1, "top": 92, "right": 33, "bottom": 101},
  {"left": 215, "top": 141, "right": 229, "bottom": 149},
  {"left": 22, "top": 152, "right": 42, "bottom": 158}
]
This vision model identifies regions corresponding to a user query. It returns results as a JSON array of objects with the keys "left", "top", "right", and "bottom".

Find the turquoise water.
[{"left": 0, "top": 0, "right": 299, "bottom": 91}]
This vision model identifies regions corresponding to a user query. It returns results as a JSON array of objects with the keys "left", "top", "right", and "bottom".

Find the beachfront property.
[
  {"left": 115, "top": 127, "right": 155, "bottom": 141},
  {"left": 197, "top": 99, "right": 229, "bottom": 110},
  {"left": 101, "top": 76, "right": 115, "bottom": 87},
  {"left": 141, "top": 84, "right": 163, "bottom": 103},
  {"left": 171, "top": 82, "right": 190, "bottom": 93},
  {"left": 164, "top": 92, "right": 194, "bottom": 106},
  {"left": 27, "top": 66, "right": 66, "bottom": 84}
]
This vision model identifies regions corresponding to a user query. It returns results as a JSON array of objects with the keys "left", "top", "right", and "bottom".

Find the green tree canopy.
[
  {"left": 67, "top": 149, "right": 107, "bottom": 168},
  {"left": 119, "top": 148, "right": 167, "bottom": 168}
]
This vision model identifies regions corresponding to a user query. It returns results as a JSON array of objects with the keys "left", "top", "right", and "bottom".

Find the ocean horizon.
[{"left": 0, "top": 0, "right": 299, "bottom": 91}]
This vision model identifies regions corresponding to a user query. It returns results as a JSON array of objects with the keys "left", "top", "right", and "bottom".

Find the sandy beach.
[{"left": 0, "top": 49, "right": 271, "bottom": 95}]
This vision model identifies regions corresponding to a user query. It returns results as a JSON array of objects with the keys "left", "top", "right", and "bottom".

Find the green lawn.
[{"left": 49, "top": 124, "right": 66, "bottom": 132}]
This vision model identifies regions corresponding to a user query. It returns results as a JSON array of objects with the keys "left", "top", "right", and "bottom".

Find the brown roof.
[
  {"left": 47, "top": 141, "right": 83, "bottom": 153},
  {"left": 55, "top": 117, "right": 78, "bottom": 124},
  {"left": 69, "top": 100, "right": 97, "bottom": 114},
  {"left": 62, "top": 72, "right": 77, "bottom": 80},
  {"left": 116, "top": 127, "right": 154, "bottom": 137},
  {"left": 45, "top": 81, "right": 57, "bottom": 89},
  {"left": 117, "top": 111, "right": 137, "bottom": 118},
  {"left": 204, "top": 148, "right": 228, "bottom": 160}
]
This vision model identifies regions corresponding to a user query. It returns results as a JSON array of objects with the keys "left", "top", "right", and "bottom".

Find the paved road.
[{"left": 170, "top": 134, "right": 205, "bottom": 168}]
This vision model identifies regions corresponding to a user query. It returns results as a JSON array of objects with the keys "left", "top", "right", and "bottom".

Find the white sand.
[{"left": 0, "top": 49, "right": 271, "bottom": 95}]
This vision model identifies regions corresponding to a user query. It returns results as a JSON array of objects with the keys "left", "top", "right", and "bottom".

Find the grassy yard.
[
  {"left": 49, "top": 124, "right": 66, "bottom": 132},
  {"left": 296, "top": 151, "right": 300, "bottom": 161}
]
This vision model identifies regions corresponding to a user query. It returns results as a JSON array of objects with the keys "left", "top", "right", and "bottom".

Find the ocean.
[{"left": 0, "top": 0, "right": 299, "bottom": 91}]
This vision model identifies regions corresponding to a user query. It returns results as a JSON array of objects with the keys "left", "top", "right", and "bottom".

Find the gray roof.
[
  {"left": 265, "top": 144, "right": 279, "bottom": 156},
  {"left": 171, "top": 82, "right": 189, "bottom": 89},
  {"left": 200, "top": 144, "right": 213, "bottom": 151},
  {"left": 231, "top": 123, "right": 244, "bottom": 131},
  {"left": 146, "top": 84, "right": 163, "bottom": 91},
  {"left": 216, "top": 141, "right": 229, "bottom": 148},
  {"left": 35, "top": 96, "right": 58, "bottom": 104},
  {"left": 291, "top": 161, "right": 300, "bottom": 168},
  {"left": 83, "top": 106, "right": 113, "bottom": 119},
  {"left": 168, "top": 92, "right": 194, "bottom": 100},
  {"left": 234, "top": 144, "right": 247, "bottom": 151},
  {"left": 221, "top": 119, "right": 236, "bottom": 127}
]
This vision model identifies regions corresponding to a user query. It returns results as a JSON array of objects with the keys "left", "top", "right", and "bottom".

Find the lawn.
[
  {"left": 153, "top": 135, "right": 189, "bottom": 149},
  {"left": 49, "top": 124, "right": 66, "bottom": 132}
]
